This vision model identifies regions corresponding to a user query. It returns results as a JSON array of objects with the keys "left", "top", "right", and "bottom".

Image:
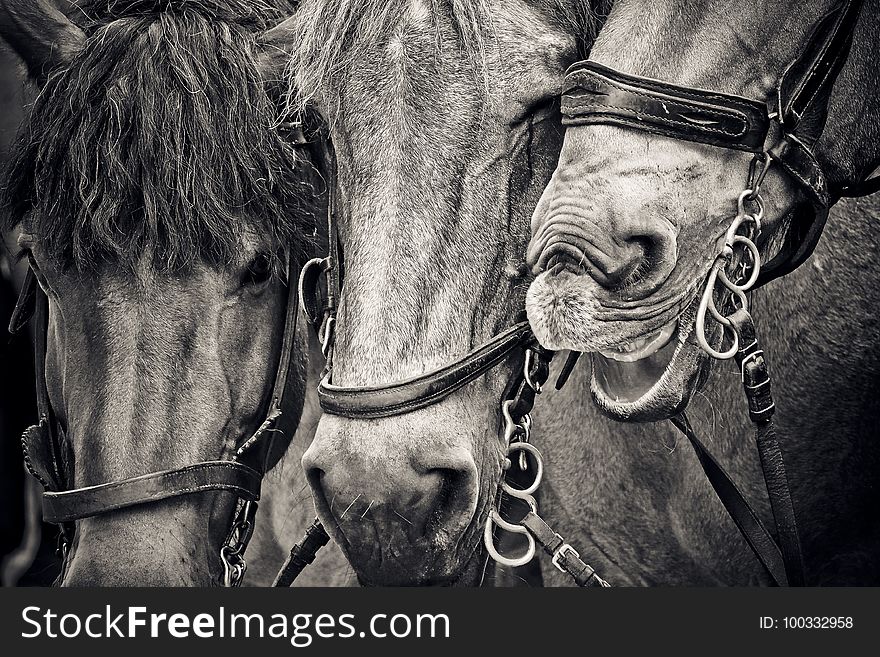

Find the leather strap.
[
  {"left": 562, "top": 61, "right": 770, "bottom": 152},
  {"left": 318, "top": 321, "right": 535, "bottom": 419},
  {"left": 8, "top": 266, "right": 37, "bottom": 335},
  {"left": 42, "top": 461, "right": 263, "bottom": 524},
  {"left": 239, "top": 256, "right": 303, "bottom": 475},
  {"left": 729, "top": 309, "right": 806, "bottom": 586},
  {"left": 671, "top": 414, "right": 788, "bottom": 586},
  {"left": 272, "top": 518, "right": 331, "bottom": 587},
  {"left": 521, "top": 511, "right": 609, "bottom": 587}
]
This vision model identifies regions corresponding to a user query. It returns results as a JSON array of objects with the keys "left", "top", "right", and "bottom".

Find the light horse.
[
  {"left": 0, "top": 0, "right": 350, "bottom": 586},
  {"left": 525, "top": 0, "right": 880, "bottom": 584},
  {"left": 285, "top": 0, "right": 611, "bottom": 585}
]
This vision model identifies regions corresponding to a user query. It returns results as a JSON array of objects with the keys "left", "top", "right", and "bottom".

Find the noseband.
[{"left": 9, "top": 256, "right": 303, "bottom": 587}]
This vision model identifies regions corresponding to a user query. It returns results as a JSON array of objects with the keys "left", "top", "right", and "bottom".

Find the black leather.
[
  {"left": 671, "top": 414, "right": 789, "bottom": 586},
  {"left": 273, "top": 518, "right": 331, "bottom": 587},
  {"left": 562, "top": 61, "right": 770, "bottom": 152},
  {"left": 318, "top": 321, "right": 535, "bottom": 419},
  {"left": 42, "top": 461, "right": 263, "bottom": 524},
  {"left": 8, "top": 266, "right": 37, "bottom": 335},
  {"left": 521, "top": 511, "right": 608, "bottom": 587},
  {"left": 730, "top": 310, "right": 806, "bottom": 586}
]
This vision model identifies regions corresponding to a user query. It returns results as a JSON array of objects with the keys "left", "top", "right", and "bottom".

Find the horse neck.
[{"left": 819, "top": 0, "right": 880, "bottom": 188}]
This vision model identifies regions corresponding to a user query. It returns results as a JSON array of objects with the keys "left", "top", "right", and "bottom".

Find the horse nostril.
[{"left": 419, "top": 467, "right": 480, "bottom": 540}]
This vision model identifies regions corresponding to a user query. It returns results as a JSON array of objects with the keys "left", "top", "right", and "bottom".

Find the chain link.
[
  {"left": 484, "top": 347, "right": 548, "bottom": 568},
  {"left": 220, "top": 499, "right": 257, "bottom": 588},
  {"left": 696, "top": 188, "right": 765, "bottom": 360}
]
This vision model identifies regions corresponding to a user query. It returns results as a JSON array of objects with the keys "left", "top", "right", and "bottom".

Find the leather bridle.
[{"left": 9, "top": 254, "right": 304, "bottom": 587}]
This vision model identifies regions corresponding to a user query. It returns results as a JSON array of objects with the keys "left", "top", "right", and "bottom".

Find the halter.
[{"left": 9, "top": 254, "right": 303, "bottom": 587}]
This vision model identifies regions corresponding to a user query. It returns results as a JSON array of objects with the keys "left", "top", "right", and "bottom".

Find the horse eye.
[{"left": 243, "top": 253, "right": 274, "bottom": 287}]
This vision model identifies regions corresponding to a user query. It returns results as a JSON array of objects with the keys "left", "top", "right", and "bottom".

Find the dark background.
[{"left": 0, "top": 44, "right": 54, "bottom": 587}]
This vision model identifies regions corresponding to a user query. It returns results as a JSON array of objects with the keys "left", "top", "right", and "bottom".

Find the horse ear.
[
  {"left": 0, "top": 0, "right": 86, "bottom": 83},
  {"left": 257, "top": 15, "right": 298, "bottom": 84}
]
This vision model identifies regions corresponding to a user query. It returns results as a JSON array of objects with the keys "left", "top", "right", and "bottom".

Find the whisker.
[{"left": 339, "top": 493, "right": 362, "bottom": 519}]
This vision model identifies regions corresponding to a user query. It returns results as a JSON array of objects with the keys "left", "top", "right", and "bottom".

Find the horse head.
[
  {"left": 526, "top": 0, "right": 880, "bottom": 421},
  {"left": 286, "top": 0, "right": 605, "bottom": 585},
  {"left": 1, "top": 0, "right": 322, "bottom": 586}
]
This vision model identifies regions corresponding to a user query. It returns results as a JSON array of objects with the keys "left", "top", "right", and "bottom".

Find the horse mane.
[
  {"left": 287, "top": 0, "right": 605, "bottom": 117},
  {"left": 2, "top": 0, "right": 316, "bottom": 272}
]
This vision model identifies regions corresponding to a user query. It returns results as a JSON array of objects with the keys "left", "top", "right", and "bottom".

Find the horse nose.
[
  {"left": 302, "top": 430, "right": 478, "bottom": 546},
  {"left": 536, "top": 219, "right": 677, "bottom": 298}
]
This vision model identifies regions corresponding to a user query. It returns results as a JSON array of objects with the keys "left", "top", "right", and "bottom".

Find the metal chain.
[
  {"left": 696, "top": 187, "right": 766, "bottom": 360},
  {"left": 220, "top": 499, "right": 257, "bottom": 588},
  {"left": 484, "top": 347, "right": 546, "bottom": 567}
]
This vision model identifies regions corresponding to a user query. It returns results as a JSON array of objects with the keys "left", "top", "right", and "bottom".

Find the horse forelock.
[
  {"left": 286, "top": 0, "right": 600, "bottom": 122},
  {"left": 75, "top": 0, "right": 298, "bottom": 30},
  {"left": 2, "top": 0, "right": 317, "bottom": 273}
]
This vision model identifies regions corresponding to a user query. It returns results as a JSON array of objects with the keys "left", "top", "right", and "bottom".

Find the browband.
[{"left": 318, "top": 321, "right": 535, "bottom": 419}]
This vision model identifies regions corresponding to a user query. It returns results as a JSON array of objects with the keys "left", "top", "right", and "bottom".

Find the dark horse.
[
  {"left": 525, "top": 0, "right": 880, "bottom": 584},
  {"left": 0, "top": 0, "right": 347, "bottom": 585}
]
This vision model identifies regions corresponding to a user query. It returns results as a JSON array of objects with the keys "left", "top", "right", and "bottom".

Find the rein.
[{"left": 9, "top": 256, "right": 303, "bottom": 587}]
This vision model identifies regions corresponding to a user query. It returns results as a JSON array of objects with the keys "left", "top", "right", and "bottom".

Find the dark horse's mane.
[{"left": 2, "top": 0, "right": 314, "bottom": 272}]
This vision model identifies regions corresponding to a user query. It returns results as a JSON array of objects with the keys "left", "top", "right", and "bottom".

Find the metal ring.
[
  {"left": 501, "top": 442, "right": 544, "bottom": 497},
  {"left": 737, "top": 189, "right": 765, "bottom": 223},
  {"left": 696, "top": 273, "right": 740, "bottom": 360},
  {"left": 483, "top": 510, "right": 536, "bottom": 568},
  {"left": 524, "top": 349, "right": 543, "bottom": 393},
  {"left": 728, "top": 236, "right": 761, "bottom": 291}
]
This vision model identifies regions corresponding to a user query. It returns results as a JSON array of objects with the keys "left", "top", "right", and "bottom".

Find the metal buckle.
[
  {"left": 552, "top": 542, "right": 580, "bottom": 573},
  {"left": 739, "top": 349, "right": 766, "bottom": 382}
]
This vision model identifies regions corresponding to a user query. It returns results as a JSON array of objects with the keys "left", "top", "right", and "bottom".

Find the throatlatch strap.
[{"left": 273, "top": 518, "right": 331, "bottom": 587}]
